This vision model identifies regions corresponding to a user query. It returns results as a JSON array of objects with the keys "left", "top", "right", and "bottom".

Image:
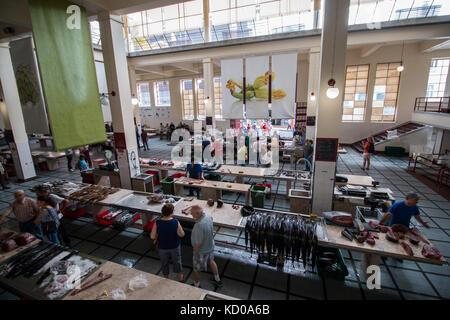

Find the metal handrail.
[{"left": 414, "top": 96, "right": 450, "bottom": 113}]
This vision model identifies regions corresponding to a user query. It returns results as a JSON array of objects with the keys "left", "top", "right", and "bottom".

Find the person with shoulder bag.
[
  {"left": 150, "top": 203, "right": 185, "bottom": 282},
  {"left": 36, "top": 196, "right": 60, "bottom": 244},
  {"left": 362, "top": 136, "right": 375, "bottom": 170}
]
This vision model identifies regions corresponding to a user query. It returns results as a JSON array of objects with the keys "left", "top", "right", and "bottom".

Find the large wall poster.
[
  {"left": 221, "top": 58, "right": 243, "bottom": 119},
  {"left": 245, "top": 56, "right": 270, "bottom": 119},
  {"left": 29, "top": 0, "right": 106, "bottom": 151},
  {"left": 271, "top": 53, "right": 297, "bottom": 119},
  {"left": 9, "top": 37, "right": 50, "bottom": 134}
]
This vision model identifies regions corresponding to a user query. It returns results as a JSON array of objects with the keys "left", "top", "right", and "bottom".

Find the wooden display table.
[
  {"left": 31, "top": 151, "right": 66, "bottom": 171},
  {"left": 173, "top": 199, "right": 243, "bottom": 229},
  {"left": 63, "top": 261, "right": 208, "bottom": 300},
  {"left": 323, "top": 225, "right": 447, "bottom": 265},
  {"left": 174, "top": 177, "right": 250, "bottom": 205},
  {"left": 336, "top": 174, "right": 375, "bottom": 187},
  {"left": 91, "top": 169, "right": 121, "bottom": 188},
  {"left": 29, "top": 135, "right": 53, "bottom": 148}
]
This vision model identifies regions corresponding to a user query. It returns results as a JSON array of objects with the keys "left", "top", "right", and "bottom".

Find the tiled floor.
[{"left": 0, "top": 138, "right": 448, "bottom": 300}]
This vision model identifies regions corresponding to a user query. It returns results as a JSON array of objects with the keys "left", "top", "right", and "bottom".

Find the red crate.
[
  {"left": 62, "top": 204, "right": 87, "bottom": 219},
  {"left": 143, "top": 219, "right": 155, "bottom": 232},
  {"left": 171, "top": 173, "right": 185, "bottom": 179},
  {"left": 132, "top": 213, "right": 142, "bottom": 223},
  {"left": 96, "top": 210, "right": 121, "bottom": 226},
  {"left": 257, "top": 183, "right": 272, "bottom": 191},
  {"left": 145, "top": 170, "right": 159, "bottom": 185}
]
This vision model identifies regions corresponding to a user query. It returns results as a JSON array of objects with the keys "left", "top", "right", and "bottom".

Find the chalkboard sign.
[
  {"left": 315, "top": 138, "right": 338, "bottom": 162},
  {"left": 306, "top": 116, "right": 316, "bottom": 126},
  {"left": 206, "top": 116, "right": 213, "bottom": 126}
]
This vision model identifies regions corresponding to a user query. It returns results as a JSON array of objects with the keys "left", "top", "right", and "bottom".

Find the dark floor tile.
[
  {"left": 107, "top": 231, "right": 139, "bottom": 249},
  {"left": 90, "top": 246, "right": 120, "bottom": 260},
  {"left": 125, "top": 235, "right": 153, "bottom": 255},
  {"left": 73, "top": 240, "right": 100, "bottom": 255},
  {"left": 111, "top": 251, "right": 141, "bottom": 268},
  {"left": 254, "top": 266, "right": 288, "bottom": 292},
  {"left": 388, "top": 268, "right": 437, "bottom": 296},
  {"left": 325, "top": 279, "right": 363, "bottom": 300},
  {"left": 133, "top": 256, "right": 162, "bottom": 274},
  {"left": 250, "top": 286, "right": 286, "bottom": 300}
]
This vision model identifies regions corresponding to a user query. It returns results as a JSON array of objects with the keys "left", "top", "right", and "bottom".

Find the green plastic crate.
[
  {"left": 205, "top": 173, "right": 221, "bottom": 181},
  {"left": 161, "top": 176, "right": 175, "bottom": 195},
  {"left": 385, "top": 146, "right": 405, "bottom": 157},
  {"left": 250, "top": 185, "right": 269, "bottom": 208},
  {"left": 316, "top": 246, "right": 349, "bottom": 280}
]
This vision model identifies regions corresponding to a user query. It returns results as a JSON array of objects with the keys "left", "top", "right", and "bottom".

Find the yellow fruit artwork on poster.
[{"left": 221, "top": 54, "right": 296, "bottom": 119}]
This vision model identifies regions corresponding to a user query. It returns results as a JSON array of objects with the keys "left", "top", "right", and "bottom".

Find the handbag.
[{"left": 41, "top": 209, "right": 58, "bottom": 234}]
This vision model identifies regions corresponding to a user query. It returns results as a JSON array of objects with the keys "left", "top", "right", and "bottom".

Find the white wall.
[{"left": 339, "top": 44, "right": 450, "bottom": 143}]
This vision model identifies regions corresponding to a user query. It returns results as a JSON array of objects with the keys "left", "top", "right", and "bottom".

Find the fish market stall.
[
  {"left": 0, "top": 228, "right": 102, "bottom": 300},
  {"left": 324, "top": 224, "right": 446, "bottom": 265},
  {"left": 62, "top": 261, "right": 231, "bottom": 300},
  {"left": 335, "top": 174, "right": 375, "bottom": 187},
  {"left": 333, "top": 185, "right": 395, "bottom": 215},
  {"left": 0, "top": 229, "right": 233, "bottom": 300},
  {"left": 173, "top": 177, "right": 251, "bottom": 205}
]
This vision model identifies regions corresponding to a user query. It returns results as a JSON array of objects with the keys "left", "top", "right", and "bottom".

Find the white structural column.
[
  {"left": 306, "top": 47, "right": 320, "bottom": 140},
  {"left": 311, "top": 0, "right": 350, "bottom": 213},
  {"left": 203, "top": 58, "right": 215, "bottom": 128},
  {"left": 313, "top": 0, "right": 321, "bottom": 29},
  {"left": 128, "top": 65, "right": 141, "bottom": 125},
  {"left": 0, "top": 43, "right": 36, "bottom": 181},
  {"left": 98, "top": 12, "right": 140, "bottom": 189}
]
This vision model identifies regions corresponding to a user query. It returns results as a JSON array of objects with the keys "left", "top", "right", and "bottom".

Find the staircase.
[{"left": 347, "top": 122, "right": 426, "bottom": 153}]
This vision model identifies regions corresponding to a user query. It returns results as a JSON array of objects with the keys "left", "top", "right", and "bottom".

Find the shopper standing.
[
  {"left": 150, "top": 203, "right": 185, "bottom": 282},
  {"left": 190, "top": 205, "right": 222, "bottom": 288},
  {"left": 0, "top": 190, "right": 42, "bottom": 238},
  {"left": 304, "top": 139, "right": 314, "bottom": 171},
  {"left": 77, "top": 154, "right": 88, "bottom": 172},
  {"left": 65, "top": 148, "right": 74, "bottom": 172},
  {"left": 0, "top": 159, "right": 9, "bottom": 190},
  {"left": 82, "top": 146, "right": 92, "bottom": 168},
  {"left": 36, "top": 196, "right": 60, "bottom": 244},
  {"left": 141, "top": 129, "right": 149, "bottom": 151},
  {"left": 35, "top": 186, "right": 71, "bottom": 246},
  {"left": 362, "top": 136, "right": 374, "bottom": 170}
]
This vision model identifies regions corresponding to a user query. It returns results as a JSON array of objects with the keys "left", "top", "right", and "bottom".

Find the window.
[
  {"left": 154, "top": 81, "right": 171, "bottom": 106},
  {"left": 426, "top": 58, "right": 450, "bottom": 99},
  {"left": 137, "top": 82, "right": 151, "bottom": 106},
  {"left": 371, "top": 62, "right": 401, "bottom": 122},
  {"left": 342, "top": 64, "right": 369, "bottom": 121},
  {"left": 196, "top": 78, "right": 206, "bottom": 119},
  {"left": 214, "top": 77, "right": 223, "bottom": 118},
  {"left": 181, "top": 79, "right": 194, "bottom": 120}
]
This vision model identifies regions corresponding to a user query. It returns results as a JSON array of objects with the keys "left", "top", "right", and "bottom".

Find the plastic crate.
[
  {"left": 96, "top": 209, "right": 121, "bottom": 226},
  {"left": 172, "top": 172, "right": 185, "bottom": 179},
  {"left": 62, "top": 203, "right": 87, "bottom": 219},
  {"left": 161, "top": 177, "right": 175, "bottom": 195},
  {"left": 143, "top": 219, "right": 156, "bottom": 233},
  {"left": 316, "top": 246, "right": 349, "bottom": 280},
  {"left": 250, "top": 185, "right": 269, "bottom": 208},
  {"left": 145, "top": 170, "right": 160, "bottom": 185},
  {"left": 257, "top": 183, "right": 272, "bottom": 199},
  {"left": 385, "top": 146, "right": 405, "bottom": 157},
  {"left": 205, "top": 173, "right": 221, "bottom": 181},
  {"left": 112, "top": 211, "right": 142, "bottom": 231}
]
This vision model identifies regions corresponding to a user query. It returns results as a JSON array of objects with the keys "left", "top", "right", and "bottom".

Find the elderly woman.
[{"left": 150, "top": 203, "right": 185, "bottom": 282}]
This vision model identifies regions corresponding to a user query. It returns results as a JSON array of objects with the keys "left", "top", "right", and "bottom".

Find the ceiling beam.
[
  {"left": 135, "top": 66, "right": 174, "bottom": 77},
  {"left": 169, "top": 62, "right": 200, "bottom": 74},
  {"left": 360, "top": 43, "right": 383, "bottom": 57},
  {"left": 420, "top": 39, "right": 450, "bottom": 53}
]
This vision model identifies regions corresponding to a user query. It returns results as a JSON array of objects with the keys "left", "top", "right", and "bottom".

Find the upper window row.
[
  {"left": 137, "top": 81, "right": 171, "bottom": 107},
  {"left": 342, "top": 58, "right": 449, "bottom": 122},
  {"left": 342, "top": 62, "right": 401, "bottom": 122}
]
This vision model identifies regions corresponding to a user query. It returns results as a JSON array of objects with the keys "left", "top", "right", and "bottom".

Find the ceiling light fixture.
[
  {"left": 397, "top": 41, "right": 405, "bottom": 72},
  {"left": 326, "top": 79, "right": 339, "bottom": 99}
]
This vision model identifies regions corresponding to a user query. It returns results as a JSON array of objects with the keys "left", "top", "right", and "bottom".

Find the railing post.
[
  {"left": 425, "top": 97, "right": 427, "bottom": 112},
  {"left": 414, "top": 97, "right": 417, "bottom": 111}
]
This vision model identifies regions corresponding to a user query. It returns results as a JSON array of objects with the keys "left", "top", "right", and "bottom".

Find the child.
[
  {"left": 36, "top": 196, "right": 60, "bottom": 244},
  {"left": 77, "top": 154, "right": 88, "bottom": 172}
]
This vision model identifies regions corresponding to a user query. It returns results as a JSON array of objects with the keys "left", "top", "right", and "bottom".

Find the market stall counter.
[{"left": 174, "top": 177, "right": 251, "bottom": 205}]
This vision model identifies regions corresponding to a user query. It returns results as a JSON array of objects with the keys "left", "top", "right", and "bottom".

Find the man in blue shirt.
[
  {"left": 186, "top": 158, "right": 204, "bottom": 198},
  {"left": 381, "top": 192, "right": 430, "bottom": 228}
]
